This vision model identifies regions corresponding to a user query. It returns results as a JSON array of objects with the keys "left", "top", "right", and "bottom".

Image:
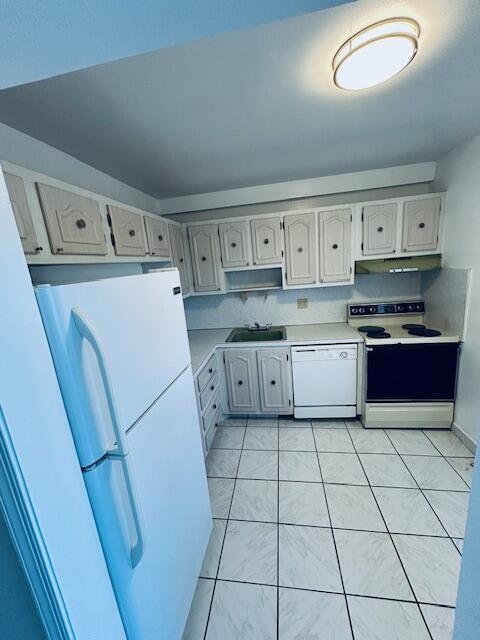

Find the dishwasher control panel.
[{"left": 292, "top": 346, "right": 357, "bottom": 361}]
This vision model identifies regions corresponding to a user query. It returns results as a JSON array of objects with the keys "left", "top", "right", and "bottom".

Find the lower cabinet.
[
  {"left": 223, "top": 347, "right": 293, "bottom": 415},
  {"left": 194, "top": 352, "right": 223, "bottom": 456}
]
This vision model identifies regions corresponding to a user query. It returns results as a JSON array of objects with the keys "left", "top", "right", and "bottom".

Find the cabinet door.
[
  {"left": 402, "top": 197, "right": 441, "bottom": 253},
  {"left": 284, "top": 213, "right": 316, "bottom": 285},
  {"left": 144, "top": 216, "right": 171, "bottom": 257},
  {"left": 257, "top": 348, "right": 292, "bottom": 414},
  {"left": 362, "top": 202, "right": 397, "bottom": 255},
  {"left": 251, "top": 217, "right": 282, "bottom": 265},
  {"left": 107, "top": 205, "right": 148, "bottom": 256},
  {"left": 37, "top": 183, "right": 107, "bottom": 255},
  {"left": 4, "top": 172, "right": 39, "bottom": 254},
  {"left": 219, "top": 220, "right": 250, "bottom": 268},
  {"left": 224, "top": 350, "right": 259, "bottom": 413},
  {"left": 319, "top": 208, "right": 352, "bottom": 282},
  {"left": 188, "top": 224, "right": 222, "bottom": 292},
  {"left": 169, "top": 224, "right": 190, "bottom": 295}
]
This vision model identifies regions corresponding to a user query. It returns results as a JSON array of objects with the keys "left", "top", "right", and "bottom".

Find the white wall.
[
  {"left": 434, "top": 134, "right": 480, "bottom": 443},
  {"left": 0, "top": 123, "right": 159, "bottom": 213},
  {"left": 184, "top": 273, "right": 421, "bottom": 329}
]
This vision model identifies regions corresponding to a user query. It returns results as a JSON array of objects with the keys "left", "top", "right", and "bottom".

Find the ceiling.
[
  {"left": 0, "top": 0, "right": 349, "bottom": 89},
  {"left": 0, "top": 0, "right": 479, "bottom": 200}
]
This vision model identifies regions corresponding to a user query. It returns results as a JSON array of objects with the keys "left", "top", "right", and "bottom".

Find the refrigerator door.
[
  {"left": 83, "top": 367, "right": 212, "bottom": 640},
  {"left": 36, "top": 270, "right": 191, "bottom": 467}
]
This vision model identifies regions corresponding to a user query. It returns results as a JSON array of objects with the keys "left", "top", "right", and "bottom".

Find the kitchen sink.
[{"left": 226, "top": 326, "right": 286, "bottom": 342}]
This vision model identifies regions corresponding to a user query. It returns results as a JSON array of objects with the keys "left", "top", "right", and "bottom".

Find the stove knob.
[
  {"left": 368, "top": 306, "right": 376, "bottom": 313},
  {"left": 359, "top": 307, "right": 365, "bottom": 314},
  {"left": 416, "top": 304, "right": 423, "bottom": 311},
  {"left": 351, "top": 307, "right": 358, "bottom": 314},
  {"left": 397, "top": 304, "right": 405, "bottom": 312},
  {"left": 407, "top": 304, "right": 415, "bottom": 311}
]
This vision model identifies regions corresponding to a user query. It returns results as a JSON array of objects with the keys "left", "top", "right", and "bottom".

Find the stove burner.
[
  {"left": 402, "top": 324, "right": 426, "bottom": 330},
  {"left": 408, "top": 327, "right": 442, "bottom": 337},
  {"left": 367, "top": 331, "right": 391, "bottom": 338},
  {"left": 358, "top": 325, "right": 385, "bottom": 333}
]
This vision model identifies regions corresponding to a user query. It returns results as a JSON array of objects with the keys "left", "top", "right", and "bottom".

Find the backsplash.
[{"left": 184, "top": 273, "right": 422, "bottom": 329}]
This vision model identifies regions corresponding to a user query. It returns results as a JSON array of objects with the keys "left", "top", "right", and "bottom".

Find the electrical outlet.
[{"left": 297, "top": 297, "right": 308, "bottom": 309}]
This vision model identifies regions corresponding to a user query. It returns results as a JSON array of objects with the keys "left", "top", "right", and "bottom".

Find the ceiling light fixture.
[{"left": 333, "top": 18, "right": 420, "bottom": 91}]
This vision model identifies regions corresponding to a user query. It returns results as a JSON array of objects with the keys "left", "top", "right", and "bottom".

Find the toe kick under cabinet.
[{"left": 222, "top": 347, "right": 293, "bottom": 415}]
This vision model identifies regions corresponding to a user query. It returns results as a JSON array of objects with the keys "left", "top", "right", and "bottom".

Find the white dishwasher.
[{"left": 292, "top": 344, "right": 357, "bottom": 419}]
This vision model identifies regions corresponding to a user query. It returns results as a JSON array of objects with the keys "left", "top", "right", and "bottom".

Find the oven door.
[{"left": 366, "top": 343, "right": 460, "bottom": 402}]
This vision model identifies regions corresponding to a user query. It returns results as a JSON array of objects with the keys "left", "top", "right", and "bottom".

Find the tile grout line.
[
  {"left": 202, "top": 421, "right": 248, "bottom": 640},
  {"left": 312, "top": 419, "right": 356, "bottom": 640},
  {"left": 345, "top": 426, "right": 435, "bottom": 640}
]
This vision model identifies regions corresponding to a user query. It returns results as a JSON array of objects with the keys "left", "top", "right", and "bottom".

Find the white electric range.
[{"left": 348, "top": 300, "right": 461, "bottom": 429}]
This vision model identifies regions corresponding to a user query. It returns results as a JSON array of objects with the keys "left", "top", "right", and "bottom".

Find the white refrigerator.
[{"left": 36, "top": 269, "right": 212, "bottom": 640}]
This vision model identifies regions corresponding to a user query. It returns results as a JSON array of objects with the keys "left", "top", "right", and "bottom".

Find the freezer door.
[
  {"left": 36, "top": 270, "right": 191, "bottom": 466},
  {"left": 83, "top": 367, "right": 211, "bottom": 640}
]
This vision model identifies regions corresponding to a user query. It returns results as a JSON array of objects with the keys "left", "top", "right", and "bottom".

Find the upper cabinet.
[
  {"left": 402, "top": 196, "right": 441, "bottom": 253},
  {"left": 37, "top": 183, "right": 107, "bottom": 256},
  {"left": 144, "top": 216, "right": 171, "bottom": 258},
  {"left": 4, "top": 172, "right": 40, "bottom": 255},
  {"left": 188, "top": 223, "right": 222, "bottom": 292},
  {"left": 284, "top": 212, "right": 316, "bottom": 286},
  {"left": 219, "top": 220, "right": 250, "bottom": 268},
  {"left": 361, "top": 202, "right": 397, "bottom": 256},
  {"left": 169, "top": 224, "right": 190, "bottom": 295},
  {"left": 251, "top": 217, "right": 282, "bottom": 265},
  {"left": 318, "top": 208, "right": 352, "bottom": 283},
  {"left": 107, "top": 205, "right": 147, "bottom": 257}
]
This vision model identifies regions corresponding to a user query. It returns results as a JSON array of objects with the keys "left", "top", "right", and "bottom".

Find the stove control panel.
[{"left": 348, "top": 301, "right": 425, "bottom": 317}]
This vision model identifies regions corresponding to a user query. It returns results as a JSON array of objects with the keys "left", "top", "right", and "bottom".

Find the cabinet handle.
[
  {"left": 129, "top": 229, "right": 136, "bottom": 237},
  {"left": 213, "top": 404, "right": 217, "bottom": 410},
  {"left": 264, "top": 238, "right": 269, "bottom": 245},
  {"left": 158, "top": 234, "right": 163, "bottom": 241},
  {"left": 419, "top": 222, "right": 425, "bottom": 229},
  {"left": 210, "top": 385, "right": 215, "bottom": 391},
  {"left": 76, "top": 218, "right": 87, "bottom": 229},
  {"left": 208, "top": 367, "right": 213, "bottom": 374},
  {"left": 297, "top": 247, "right": 303, "bottom": 253},
  {"left": 377, "top": 226, "right": 384, "bottom": 233},
  {"left": 180, "top": 257, "right": 184, "bottom": 263},
  {"left": 201, "top": 256, "right": 207, "bottom": 261},
  {"left": 56, "top": 247, "right": 64, "bottom": 252},
  {"left": 270, "top": 380, "right": 276, "bottom": 386},
  {"left": 332, "top": 243, "right": 338, "bottom": 250},
  {"left": 237, "top": 380, "right": 243, "bottom": 386},
  {"left": 231, "top": 242, "right": 237, "bottom": 248},
  {"left": 35, "top": 246, "right": 43, "bottom": 253}
]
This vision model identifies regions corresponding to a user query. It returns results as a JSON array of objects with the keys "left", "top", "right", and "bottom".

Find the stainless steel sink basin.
[{"left": 226, "top": 326, "right": 286, "bottom": 342}]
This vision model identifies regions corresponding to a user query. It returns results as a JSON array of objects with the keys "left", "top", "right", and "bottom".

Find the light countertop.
[{"left": 188, "top": 323, "right": 362, "bottom": 374}]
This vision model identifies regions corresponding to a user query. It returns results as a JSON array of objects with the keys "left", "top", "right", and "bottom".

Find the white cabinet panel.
[
  {"left": 257, "top": 348, "right": 292, "bottom": 414},
  {"left": 169, "top": 224, "right": 190, "bottom": 295},
  {"left": 224, "top": 350, "right": 259, "bottom": 413},
  {"left": 319, "top": 208, "right": 352, "bottom": 282},
  {"left": 107, "top": 205, "right": 148, "bottom": 257},
  {"left": 144, "top": 216, "right": 171, "bottom": 257},
  {"left": 402, "top": 197, "right": 441, "bottom": 253},
  {"left": 37, "top": 182, "right": 107, "bottom": 255},
  {"left": 219, "top": 220, "right": 250, "bottom": 268},
  {"left": 284, "top": 213, "right": 316, "bottom": 286},
  {"left": 4, "top": 172, "right": 39, "bottom": 254},
  {"left": 362, "top": 202, "right": 397, "bottom": 256},
  {"left": 251, "top": 217, "right": 282, "bottom": 265},
  {"left": 188, "top": 224, "right": 222, "bottom": 292}
]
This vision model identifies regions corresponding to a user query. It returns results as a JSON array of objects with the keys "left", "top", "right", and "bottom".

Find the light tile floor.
[{"left": 183, "top": 418, "right": 474, "bottom": 640}]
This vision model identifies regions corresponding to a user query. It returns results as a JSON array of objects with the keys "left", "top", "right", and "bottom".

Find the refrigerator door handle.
[{"left": 72, "top": 308, "right": 145, "bottom": 567}]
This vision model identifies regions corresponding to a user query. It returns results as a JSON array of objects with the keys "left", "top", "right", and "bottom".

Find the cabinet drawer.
[
  {"left": 200, "top": 371, "right": 219, "bottom": 410},
  {"left": 205, "top": 419, "right": 218, "bottom": 451},
  {"left": 202, "top": 390, "right": 221, "bottom": 432},
  {"left": 197, "top": 354, "right": 218, "bottom": 392}
]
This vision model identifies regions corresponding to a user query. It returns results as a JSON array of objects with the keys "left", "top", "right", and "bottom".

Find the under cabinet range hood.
[{"left": 355, "top": 255, "right": 442, "bottom": 274}]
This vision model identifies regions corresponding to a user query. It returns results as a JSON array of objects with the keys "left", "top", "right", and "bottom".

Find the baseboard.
[{"left": 452, "top": 422, "right": 477, "bottom": 454}]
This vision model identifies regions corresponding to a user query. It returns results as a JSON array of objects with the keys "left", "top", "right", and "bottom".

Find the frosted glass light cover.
[{"left": 333, "top": 19, "right": 419, "bottom": 91}]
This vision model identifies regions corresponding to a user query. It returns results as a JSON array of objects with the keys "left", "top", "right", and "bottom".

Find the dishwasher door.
[{"left": 292, "top": 345, "right": 357, "bottom": 418}]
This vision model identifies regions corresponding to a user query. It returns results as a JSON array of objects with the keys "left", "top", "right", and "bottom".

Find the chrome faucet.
[{"left": 246, "top": 322, "right": 272, "bottom": 331}]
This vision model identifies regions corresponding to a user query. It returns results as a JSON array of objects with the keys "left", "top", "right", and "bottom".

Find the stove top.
[{"left": 347, "top": 300, "right": 460, "bottom": 345}]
